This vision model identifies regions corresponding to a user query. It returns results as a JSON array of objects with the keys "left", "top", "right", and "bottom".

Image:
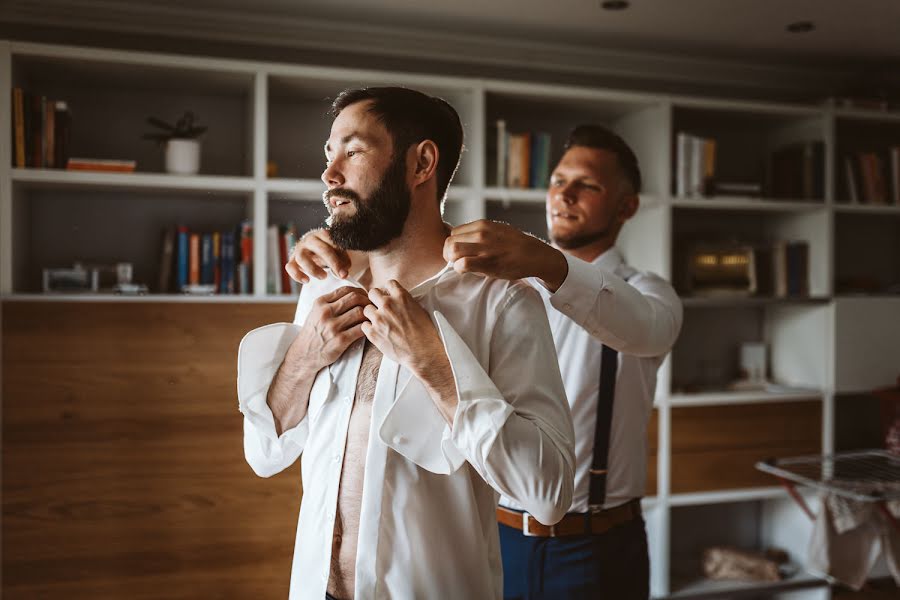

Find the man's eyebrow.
[{"left": 324, "top": 131, "right": 373, "bottom": 154}]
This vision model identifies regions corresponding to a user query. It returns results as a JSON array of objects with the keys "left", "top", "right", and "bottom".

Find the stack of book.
[
  {"left": 494, "top": 119, "right": 552, "bottom": 189},
  {"left": 767, "top": 141, "right": 825, "bottom": 200},
  {"left": 266, "top": 223, "right": 302, "bottom": 296},
  {"left": 675, "top": 132, "right": 716, "bottom": 197},
  {"left": 158, "top": 219, "right": 253, "bottom": 294},
  {"left": 842, "top": 148, "right": 900, "bottom": 205},
  {"left": 10, "top": 87, "right": 71, "bottom": 168}
]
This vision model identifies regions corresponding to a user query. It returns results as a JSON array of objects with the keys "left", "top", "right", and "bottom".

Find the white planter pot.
[{"left": 164, "top": 139, "right": 201, "bottom": 175}]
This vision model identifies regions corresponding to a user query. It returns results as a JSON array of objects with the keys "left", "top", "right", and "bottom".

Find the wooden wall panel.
[
  {"left": 2, "top": 301, "right": 301, "bottom": 600},
  {"left": 670, "top": 401, "right": 821, "bottom": 493}
]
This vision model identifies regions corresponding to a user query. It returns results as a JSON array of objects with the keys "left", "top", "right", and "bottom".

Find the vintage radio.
[{"left": 685, "top": 244, "right": 759, "bottom": 296}]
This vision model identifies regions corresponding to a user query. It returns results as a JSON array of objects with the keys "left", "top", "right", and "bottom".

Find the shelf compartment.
[{"left": 11, "top": 53, "right": 254, "bottom": 177}]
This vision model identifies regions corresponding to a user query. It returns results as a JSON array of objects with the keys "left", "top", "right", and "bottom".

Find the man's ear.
[
  {"left": 619, "top": 193, "right": 639, "bottom": 222},
  {"left": 411, "top": 140, "right": 439, "bottom": 188}
]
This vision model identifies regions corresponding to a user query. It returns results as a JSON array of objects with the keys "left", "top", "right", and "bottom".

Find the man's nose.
[{"left": 321, "top": 160, "right": 344, "bottom": 188}]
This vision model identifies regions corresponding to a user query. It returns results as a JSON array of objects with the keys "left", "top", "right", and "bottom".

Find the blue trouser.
[{"left": 499, "top": 514, "right": 650, "bottom": 600}]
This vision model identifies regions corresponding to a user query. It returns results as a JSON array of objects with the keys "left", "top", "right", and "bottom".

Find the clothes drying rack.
[{"left": 756, "top": 449, "right": 900, "bottom": 532}]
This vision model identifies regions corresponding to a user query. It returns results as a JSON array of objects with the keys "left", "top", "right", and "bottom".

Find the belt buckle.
[{"left": 522, "top": 512, "right": 537, "bottom": 537}]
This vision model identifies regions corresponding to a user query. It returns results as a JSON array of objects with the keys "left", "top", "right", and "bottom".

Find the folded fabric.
[{"left": 808, "top": 491, "right": 900, "bottom": 590}]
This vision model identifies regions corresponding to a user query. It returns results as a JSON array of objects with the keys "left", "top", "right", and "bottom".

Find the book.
[
  {"left": 176, "top": 226, "right": 189, "bottom": 291},
  {"left": 843, "top": 155, "right": 860, "bottom": 204},
  {"left": 221, "top": 231, "right": 235, "bottom": 294},
  {"left": 676, "top": 132, "right": 691, "bottom": 197},
  {"left": 212, "top": 231, "right": 222, "bottom": 291},
  {"left": 158, "top": 227, "right": 175, "bottom": 293},
  {"left": 506, "top": 132, "right": 531, "bottom": 189},
  {"left": 66, "top": 158, "right": 136, "bottom": 172},
  {"left": 267, "top": 224, "right": 281, "bottom": 294},
  {"left": 495, "top": 119, "right": 507, "bottom": 187},
  {"left": 44, "top": 98, "right": 55, "bottom": 168},
  {"left": 529, "top": 132, "right": 551, "bottom": 189},
  {"left": 200, "top": 233, "right": 213, "bottom": 285},
  {"left": 12, "top": 88, "right": 25, "bottom": 168},
  {"left": 189, "top": 233, "right": 200, "bottom": 286},
  {"left": 891, "top": 147, "right": 900, "bottom": 206},
  {"left": 239, "top": 219, "right": 253, "bottom": 294},
  {"left": 54, "top": 101, "right": 71, "bottom": 169},
  {"left": 282, "top": 223, "right": 300, "bottom": 295}
]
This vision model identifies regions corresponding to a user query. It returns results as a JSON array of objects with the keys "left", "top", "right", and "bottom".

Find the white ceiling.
[{"left": 142, "top": 0, "right": 897, "bottom": 62}]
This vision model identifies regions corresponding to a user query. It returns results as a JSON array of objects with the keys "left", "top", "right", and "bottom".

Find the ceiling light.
[
  {"left": 786, "top": 21, "right": 815, "bottom": 33},
  {"left": 601, "top": 1, "right": 630, "bottom": 10}
]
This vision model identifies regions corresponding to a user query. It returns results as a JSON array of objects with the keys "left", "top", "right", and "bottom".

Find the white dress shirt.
[
  {"left": 501, "top": 246, "right": 682, "bottom": 513},
  {"left": 237, "top": 264, "right": 575, "bottom": 600}
]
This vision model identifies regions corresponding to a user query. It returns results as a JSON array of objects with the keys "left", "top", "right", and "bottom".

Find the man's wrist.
[{"left": 536, "top": 245, "right": 568, "bottom": 292}]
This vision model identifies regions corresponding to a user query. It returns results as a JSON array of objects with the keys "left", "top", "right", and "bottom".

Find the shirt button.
[
  {"left": 393, "top": 434, "right": 406, "bottom": 445},
  {"left": 333, "top": 453, "right": 341, "bottom": 463}
]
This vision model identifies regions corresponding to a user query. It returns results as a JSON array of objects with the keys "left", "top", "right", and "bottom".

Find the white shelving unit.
[{"left": 3, "top": 39, "right": 899, "bottom": 599}]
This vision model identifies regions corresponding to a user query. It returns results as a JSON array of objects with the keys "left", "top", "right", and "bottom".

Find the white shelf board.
[
  {"left": 1, "top": 293, "right": 298, "bottom": 303},
  {"left": 834, "top": 203, "right": 900, "bottom": 215},
  {"left": 266, "top": 178, "right": 326, "bottom": 199},
  {"left": 670, "top": 94, "right": 820, "bottom": 117},
  {"left": 832, "top": 107, "right": 900, "bottom": 123},
  {"left": 668, "top": 486, "right": 793, "bottom": 507},
  {"left": 680, "top": 295, "right": 831, "bottom": 308},
  {"left": 662, "top": 569, "right": 827, "bottom": 600},
  {"left": 483, "top": 186, "right": 548, "bottom": 204},
  {"left": 669, "top": 388, "right": 823, "bottom": 407},
  {"left": 11, "top": 168, "right": 255, "bottom": 193},
  {"left": 670, "top": 196, "right": 826, "bottom": 212}
]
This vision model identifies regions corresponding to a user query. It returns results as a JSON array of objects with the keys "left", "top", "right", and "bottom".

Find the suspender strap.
[{"left": 589, "top": 343, "right": 619, "bottom": 508}]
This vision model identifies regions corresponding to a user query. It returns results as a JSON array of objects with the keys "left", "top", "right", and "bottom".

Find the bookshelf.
[{"left": 3, "top": 39, "right": 900, "bottom": 599}]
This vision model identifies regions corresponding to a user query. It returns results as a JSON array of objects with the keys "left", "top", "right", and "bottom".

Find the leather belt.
[{"left": 496, "top": 499, "right": 641, "bottom": 538}]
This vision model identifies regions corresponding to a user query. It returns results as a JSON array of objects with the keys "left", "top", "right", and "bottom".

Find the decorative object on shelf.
[
  {"left": 684, "top": 243, "right": 757, "bottom": 296},
  {"left": 683, "top": 240, "right": 809, "bottom": 298},
  {"left": 733, "top": 342, "right": 768, "bottom": 388},
  {"left": 701, "top": 546, "right": 790, "bottom": 583},
  {"left": 42, "top": 261, "right": 137, "bottom": 293},
  {"left": 181, "top": 283, "right": 217, "bottom": 295},
  {"left": 143, "top": 111, "right": 207, "bottom": 175}
]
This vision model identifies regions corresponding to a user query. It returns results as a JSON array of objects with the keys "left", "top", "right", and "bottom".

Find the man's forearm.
[
  {"left": 415, "top": 353, "right": 459, "bottom": 426},
  {"left": 267, "top": 358, "right": 319, "bottom": 436}
]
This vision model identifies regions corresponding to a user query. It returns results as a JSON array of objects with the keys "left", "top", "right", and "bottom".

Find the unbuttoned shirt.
[
  {"left": 237, "top": 264, "right": 575, "bottom": 600},
  {"left": 501, "top": 247, "right": 682, "bottom": 514}
]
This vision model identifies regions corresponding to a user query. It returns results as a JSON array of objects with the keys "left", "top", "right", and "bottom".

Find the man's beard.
[
  {"left": 324, "top": 156, "right": 411, "bottom": 251},
  {"left": 548, "top": 222, "right": 613, "bottom": 250}
]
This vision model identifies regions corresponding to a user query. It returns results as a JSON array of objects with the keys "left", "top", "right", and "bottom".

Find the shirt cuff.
[
  {"left": 236, "top": 322, "right": 308, "bottom": 447},
  {"left": 547, "top": 253, "right": 606, "bottom": 324},
  {"left": 433, "top": 311, "right": 514, "bottom": 465}
]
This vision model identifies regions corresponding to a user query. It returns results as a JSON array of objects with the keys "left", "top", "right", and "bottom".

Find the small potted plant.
[{"left": 143, "top": 111, "right": 207, "bottom": 175}]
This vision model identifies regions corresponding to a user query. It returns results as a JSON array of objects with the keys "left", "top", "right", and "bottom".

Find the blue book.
[
  {"left": 221, "top": 231, "right": 235, "bottom": 294},
  {"left": 176, "top": 226, "right": 189, "bottom": 291},
  {"left": 200, "top": 233, "right": 213, "bottom": 284}
]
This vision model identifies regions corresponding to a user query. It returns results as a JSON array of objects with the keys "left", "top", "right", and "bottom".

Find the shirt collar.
[
  {"left": 591, "top": 246, "right": 624, "bottom": 271},
  {"left": 327, "top": 262, "right": 455, "bottom": 299}
]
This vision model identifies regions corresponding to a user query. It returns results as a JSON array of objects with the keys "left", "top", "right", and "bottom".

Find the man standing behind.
[
  {"left": 238, "top": 87, "right": 575, "bottom": 600},
  {"left": 289, "top": 125, "right": 682, "bottom": 599}
]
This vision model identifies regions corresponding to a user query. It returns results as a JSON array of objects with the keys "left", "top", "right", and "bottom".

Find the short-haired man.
[
  {"left": 289, "top": 124, "right": 682, "bottom": 599},
  {"left": 237, "top": 87, "right": 575, "bottom": 600}
]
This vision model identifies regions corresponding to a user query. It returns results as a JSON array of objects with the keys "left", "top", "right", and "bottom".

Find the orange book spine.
[
  {"left": 189, "top": 233, "right": 200, "bottom": 285},
  {"left": 12, "top": 88, "right": 25, "bottom": 168}
]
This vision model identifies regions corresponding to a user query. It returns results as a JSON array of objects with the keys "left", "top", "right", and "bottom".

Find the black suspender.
[{"left": 588, "top": 343, "right": 619, "bottom": 510}]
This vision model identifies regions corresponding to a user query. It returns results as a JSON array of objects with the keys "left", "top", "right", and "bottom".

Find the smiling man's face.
[{"left": 545, "top": 145, "right": 629, "bottom": 251}]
